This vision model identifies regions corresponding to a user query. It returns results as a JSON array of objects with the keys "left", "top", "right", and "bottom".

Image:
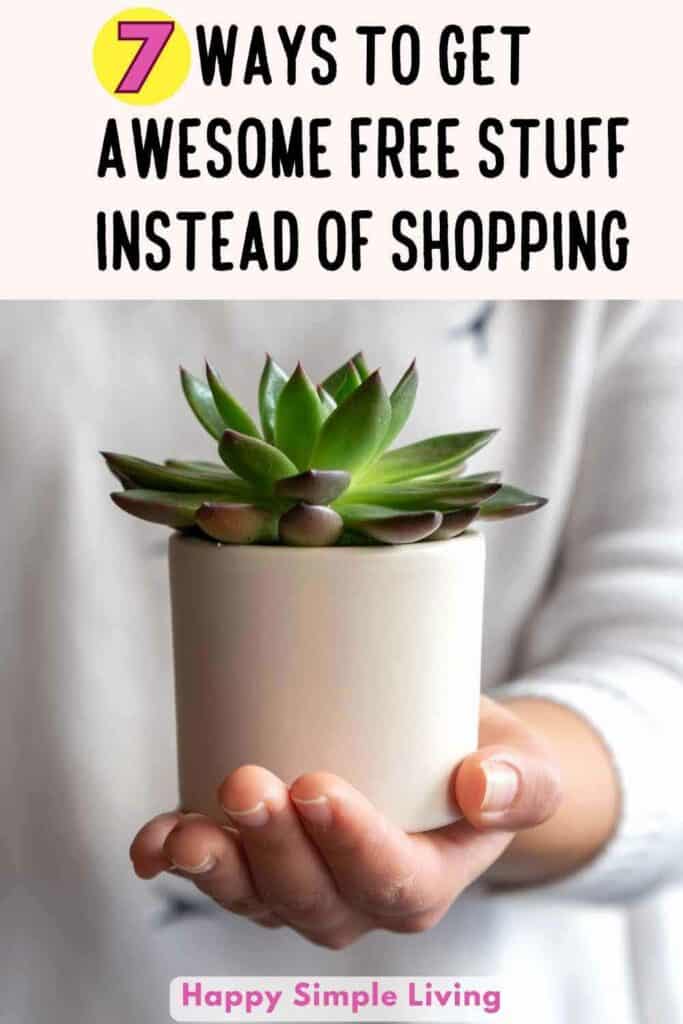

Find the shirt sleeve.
[{"left": 490, "top": 302, "right": 683, "bottom": 902}]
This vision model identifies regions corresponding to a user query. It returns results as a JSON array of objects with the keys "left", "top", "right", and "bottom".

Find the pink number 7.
[{"left": 115, "top": 21, "right": 175, "bottom": 94}]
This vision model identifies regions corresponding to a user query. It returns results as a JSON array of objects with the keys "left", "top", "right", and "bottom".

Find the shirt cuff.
[{"left": 487, "top": 672, "right": 675, "bottom": 902}]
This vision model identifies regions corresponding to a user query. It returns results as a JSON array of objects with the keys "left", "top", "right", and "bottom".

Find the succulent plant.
[{"left": 103, "top": 354, "right": 546, "bottom": 546}]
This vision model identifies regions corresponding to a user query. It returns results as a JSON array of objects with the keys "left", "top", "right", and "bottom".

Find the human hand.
[{"left": 130, "top": 696, "right": 562, "bottom": 948}]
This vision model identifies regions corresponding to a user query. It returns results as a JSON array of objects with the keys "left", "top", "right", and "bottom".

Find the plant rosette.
[{"left": 104, "top": 353, "right": 546, "bottom": 831}]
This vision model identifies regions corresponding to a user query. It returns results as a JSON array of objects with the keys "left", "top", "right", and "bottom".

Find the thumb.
[{"left": 453, "top": 741, "right": 563, "bottom": 832}]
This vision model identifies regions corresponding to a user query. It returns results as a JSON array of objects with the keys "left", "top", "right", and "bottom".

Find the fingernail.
[
  {"left": 223, "top": 801, "right": 269, "bottom": 828},
  {"left": 292, "top": 794, "right": 331, "bottom": 826},
  {"left": 171, "top": 855, "right": 216, "bottom": 875},
  {"left": 481, "top": 761, "right": 520, "bottom": 812}
]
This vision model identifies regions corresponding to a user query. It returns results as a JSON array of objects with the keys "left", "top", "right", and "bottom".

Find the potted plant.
[{"left": 103, "top": 353, "right": 546, "bottom": 832}]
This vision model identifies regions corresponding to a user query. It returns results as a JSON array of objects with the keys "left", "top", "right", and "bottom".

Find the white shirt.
[{"left": 2, "top": 301, "right": 682, "bottom": 1024}]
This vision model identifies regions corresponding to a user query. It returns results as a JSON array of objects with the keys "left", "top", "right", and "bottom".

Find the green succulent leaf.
[
  {"left": 478, "top": 485, "right": 548, "bottom": 519},
  {"left": 180, "top": 367, "right": 225, "bottom": 440},
  {"left": 363, "top": 430, "right": 498, "bottom": 485},
  {"left": 379, "top": 359, "right": 418, "bottom": 454},
  {"left": 275, "top": 363, "right": 324, "bottom": 471},
  {"left": 104, "top": 458, "right": 136, "bottom": 490},
  {"left": 317, "top": 386, "right": 337, "bottom": 422},
  {"left": 205, "top": 362, "right": 261, "bottom": 439},
  {"left": 343, "top": 479, "right": 501, "bottom": 511},
  {"left": 321, "top": 360, "right": 362, "bottom": 404},
  {"left": 279, "top": 504, "right": 344, "bottom": 547},
  {"left": 335, "top": 363, "right": 364, "bottom": 405},
  {"left": 313, "top": 370, "right": 392, "bottom": 474},
  {"left": 111, "top": 489, "right": 211, "bottom": 528},
  {"left": 102, "top": 453, "right": 250, "bottom": 496},
  {"left": 274, "top": 469, "right": 351, "bottom": 505},
  {"left": 165, "top": 460, "right": 235, "bottom": 478},
  {"left": 219, "top": 429, "right": 298, "bottom": 488},
  {"left": 426, "top": 507, "right": 479, "bottom": 541},
  {"left": 459, "top": 471, "right": 502, "bottom": 484},
  {"left": 342, "top": 505, "right": 443, "bottom": 545},
  {"left": 196, "top": 502, "right": 279, "bottom": 544},
  {"left": 352, "top": 351, "right": 370, "bottom": 380},
  {"left": 410, "top": 467, "right": 501, "bottom": 488},
  {"left": 258, "top": 354, "right": 289, "bottom": 443},
  {"left": 403, "top": 463, "right": 470, "bottom": 485}
]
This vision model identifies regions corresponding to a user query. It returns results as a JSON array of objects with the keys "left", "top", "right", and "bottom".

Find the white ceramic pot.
[{"left": 169, "top": 530, "right": 485, "bottom": 833}]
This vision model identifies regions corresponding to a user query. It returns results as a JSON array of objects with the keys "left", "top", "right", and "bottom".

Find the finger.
[
  {"left": 290, "top": 772, "right": 442, "bottom": 926},
  {"left": 426, "top": 817, "right": 516, "bottom": 894},
  {"left": 130, "top": 812, "right": 181, "bottom": 879},
  {"left": 163, "top": 814, "right": 266, "bottom": 918},
  {"left": 218, "top": 766, "right": 362, "bottom": 939},
  {"left": 453, "top": 700, "right": 562, "bottom": 831},
  {"left": 251, "top": 913, "right": 284, "bottom": 929},
  {"left": 296, "top": 919, "right": 372, "bottom": 951}
]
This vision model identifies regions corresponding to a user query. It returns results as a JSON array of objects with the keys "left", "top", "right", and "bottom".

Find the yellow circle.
[{"left": 93, "top": 7, "right": 191, "bottom": 106}]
